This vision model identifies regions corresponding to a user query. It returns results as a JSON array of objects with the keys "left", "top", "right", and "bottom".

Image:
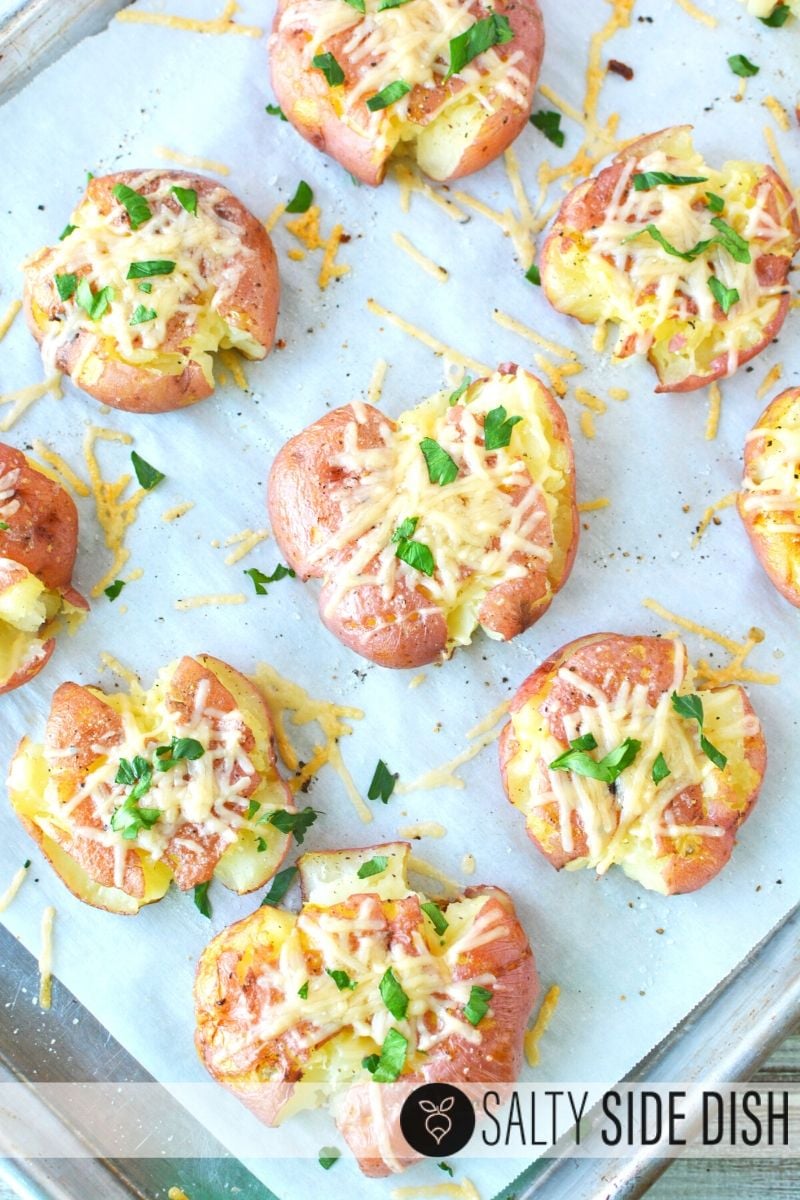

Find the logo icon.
[{"left": 400, "top": 1083, "right": 476, "bottom": 1158}]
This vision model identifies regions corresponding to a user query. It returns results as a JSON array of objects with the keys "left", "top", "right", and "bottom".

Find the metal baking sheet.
[{"left": 0, "top": 0, "right": 798, "bottom": 1197}]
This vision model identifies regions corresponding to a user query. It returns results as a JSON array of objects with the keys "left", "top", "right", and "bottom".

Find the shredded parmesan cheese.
[
  {"left": 162, "top": 501, "right": 195, "bottom": 522},
  {"left": 0, "top": 299, "right": 21, "bottom": 343},
  {"left": 397, "top": 821, "right": 447, "bottom": 839},
  {"left": 253, "top": 662, "right": 368, "bottom": 821},
  {"left": 763, "top": 96, "right": 791, "bottom": 133},
  {"left": 642, "top": 598, "right": 779, "bottom": 686},
  {"left": 115, "top": 1, "right": 262, "bottom": 38},
  {"left": 461, "top": 853, "right": 476, "bottom": 875},
  {"left": 218, "top": 348, "right": 249, "bottom": 390},
  {"left": 154, "top": 145, "right": 230, "bottom": 175},
  {"left": 492, "top": 309, "right": 577, "bottom": 361},
  {"left": 525, "top": 983, "right": 560, "bottom": 1067},
  {"left": 0, "top": 860, "right": 30, "bottom": 913},
  {"left": 393, "top": 163, "right": 469, "bottom": 224},
  {"left": 608, "top": 387, "right": 629, "bottom": 401},
  {"left": 367, "top": 299, "right": 490, "bottom": 375},
  {"left": 31, "top": 441, "right": 90, "bottom": 498},
  {"left": 705, "top": 382, "right": 723, "bottom": 441},
  {"left": 392, "top": 231, "right": 448, "bottom": 282},
  {"left": 38, "top": 906, "right": 55, "bottom": 1010},
  {"left": 223, "top": 528, "right": 270, "bottom": 565},
  {"left": 579, "top": 411, "right": 596, "bottom": 440},
  {"left": 407, "top": 854, "right": 460, "bottom": 896},
  {"left": 0, "top": 374, "right": 62, "bottom": 432},
  {"left": 398, "top": 703, "right": 507, "bottom": 794},
  {"left": 391, "top": 1182, "right": 481, "bottom": 1200},
  {"left": 757, "top": 362, "right": 783, "bottom": 400},
  {"left": 578, "top": 497, "right": 610, "bottom": 513},
  {"left": 318, "top": 224, "right": 350, "bottom": 290},
  {"left": 575, "top": 387, "right": 607, "bottom": 414},
  {"left": 174, "top": 593, "right": 247, "bottom": 609},
  {"left": 408, "top": 672, "right": 425, "bottom": 689},
  {"left": 84, "top": 427, "right": 149, "bottom": 597},
  {"left": 675, "top": 0, "right": 717, "bottom": 26},
  {"left": 264, "top": 202, "right": 287, "bottom": 233},
  {"left": 367, "top": 357, "right": 388, "bottom": 404},
  {"left": 763, "top": 124, "right": 794, "bottom": 191}
]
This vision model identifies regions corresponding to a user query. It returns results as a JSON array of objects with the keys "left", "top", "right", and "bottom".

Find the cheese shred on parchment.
[
  {"left": 391, "top": 1181, "right": 481, "bottom": 1200},
  {"left": 675, "top": 0, "right": 717, "bottom": 26},
  {"left": 705, "top": 382, "right": 723, "bottom": 441},
  {"left": 174, "top": 593, "right": 247, "bottom": 609},
  {"left": 115, "top": 0, "right": 262, "bottom": 38},
  {"left": 643, "top": 598, "right": 779, "bottom": 687},
  {"left": 0, "top": 860, "right": 30, "bottom": 913},
  {"left": 525, "top": 983, "right": 561, "bottom": 1067},
  {"left": 32, "top": 441, "right": 90, "bottom": 497},
  {"left": 367, "top": 357, "right": 388, "bottom": 404},
  {"left": 38, "top": 906, "right": 55, "bottom": 1011},
  {"left": 162, "top": 501, "right": 195, "bottom": 522},
  {"left": 578, "top": 497, "right": 610, "bottom": 512},
  {"left": 367, "top": 299, "right": 490, "bottom": 375},
  {"left": 757, "top": 363, "right": 783, "bottom": 401},
  {"left": 154, "top": 145, "right": 230, "bottom": 175},
  {"left": 0, "top": 299, "right": 21, "bottom": 342},
  {"left": 253, "top": 661, "right": 368, "bottom": 822},
  {"left": 392, "top": 163, "right": 469, "bottom": 223},
  {"left": 84, "top": 427, "right": 148, "bottom": 598},
  {"left": 492, "top": 309, "right": 577, "bottom": 361},
  {"left": 392, "top": 232, "right": 448, "bottom": 282},
  {"left": 222, "top": 528, "right": 270, "bottom": 565},
  {"left": 763, "top": 96, "right": 791, "bottom": 133},
  {"left": 397, "top": 702, "right": 509, "bottom": 795},
  {"left": 0, "top": 374, "right": 62, "bottom": 433},
  {"left": 691, "top": 492, "right": 739, "bottom": 548}
]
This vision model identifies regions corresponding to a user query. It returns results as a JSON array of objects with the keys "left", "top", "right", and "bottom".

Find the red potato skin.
[
  {"left": 739, "top": 387, "right": 800, "bottom": 607},
  {"left": 17, "top": 656, "right": 293, "bottom": 908},
  {"left": 499, "top": 634, "right": 767, "bottom": 894},
  {"left": 268, "top": 369, "right": 578, "bottom": 668},
  {"left": 540, "top": 126, "right": 800, "bottom": 393},
  {"left": 269, "top": 0, "right": 544, "bottom": 186},
  {"left": 193, "top": 876, "right": 537, "bottom": 1176},
  {"left": 0, "top": 442, "right": 87, "bottom": 694},
  {"left": 23, "top": 171, "right": 280, "bottom": 414}
]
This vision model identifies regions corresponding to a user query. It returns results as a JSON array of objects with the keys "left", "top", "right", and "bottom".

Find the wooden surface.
[{"left": 648, "top": 1028, "right": 800, "bottom": 1197}]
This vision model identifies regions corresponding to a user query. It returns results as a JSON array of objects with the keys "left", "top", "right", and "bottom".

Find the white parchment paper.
[{"left": 0, "top": 0, "right": 798, "bottom": 1196}]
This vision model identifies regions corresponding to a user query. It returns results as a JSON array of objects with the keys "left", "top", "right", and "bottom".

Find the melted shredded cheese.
[
  {"left": 740, "top": 390, "right": 800, "bottom": 589},
  {"left": 0, "top": 299, "right": 21, "bottom": 342},
  {"left": 393, "top": 163, "right": 469, "bottom": 223},
  {"left": 84, "top": 428, "right": 148, "bottom": 597},
  {"left": 675, "top": 0, "right": 717, "bottom": 26},
  {"left": 578, "top": 497, "right": 610, "bottom": 513},
  {"left": 24, "top": 173, "right": 264, "bottom": 388},
  {"left": 318, "top": 224, "right": 350, "bottom": 290},
  {"left": 398, "top": 702, "right": 507, "bottom": 794},
  {"left": 115, "top": 1, "right": 262, "bottom": 37},
  {"left": 0, "top": 860, "right": 30, "bottom": 913},
  {"left": 391, "top": 1183, "right": 481, "bottom": 1200},
  {"left": 162, "top": 501, "right": 195, "bottom": 522},
  {"left": 492, "top": 309, "right": 577, "bottom": 361},
  {"left": 705, "top": 382, "right": 723, "bottom": 441},
  {"left": 38, "top": 906, "right": 55, "bottom": 1010},
  {"left": 253, "top": 661, "right": 368, "bottom": 821},
  {"left": 0, "top": 375, "right": 62, "bottom": 433},
  {"left": 174, "top": 593, "right": 247, "bottom": 609},
  {"left": 392, "top": 231, "right": 448, "bottom": 282},
  {"left": 643, "top": 598, "right": 779, "bottom": 687},
  {"left": 397, "top": 820, "right": 447, "bottom": 839},
  {"left": 222, "top": 528, "right": 270, "bottom": 565},
  {"left": 368, "top": 357, "right": 388, "bottom": 404},
  {"left": 691, "top": 492, "right": 738, "bottom": 547},
  {"left": 757, "top": 362, "right": 783, "bottom": 400},
  {"left": 154, "top": 146, "right": 230, "bottom": 175},
  {"left": 31, "top": 441, "right": 90, "bottom": 498},
  {"left": 763, "top": 97, "right": 791, "bottom": 134},
  {"left": 367, "top": 298, "right": 490, "bottom": 374},
  {"left": 579, "top": 411, "right": 595, "bottom": 440},
  {"left": 524, "top": 983, "right": 560, "bottom": 1067}
]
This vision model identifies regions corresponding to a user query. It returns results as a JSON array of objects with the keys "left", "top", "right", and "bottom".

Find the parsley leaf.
[
  {"left": 708, "top": 276, "right": 740, "bottom": 315},
  {"left": 652, "top": 752, "right": 671, "bottom": 785},
  {"left": 357, "top": 855, "right": 389, "bottom": 879},
  {"left": 368, "top": 759, "right": 398, "bottom": 802},
  {"left": 154, "top": 737, "right": 205, "bottom": 771},
  {"left": 484, "top": 405, "right": 522, "bottom": 451},
  {"left": 369, "top": 1028, "right": 408, "bottom": 1082},
  {"left": 298, "top": 981, "right": 309, "bottom": 999},
  {"left": 261, "top": 865, "right": 298, "bottom": 906},
  {"left": 464, "top": 984, "right": 492, "bottom": 1026},
  {"left": 246, "top": 799, "right": 260, "bottom": 820},
  {"left": 318, "top": 1147, "right": 341, "bottom": 1170},
  {"left": 171, "top": 185, "right": 198, "bottom": 215},
  {"left": 286, "top": 181, "right": 313, "bottom": 214},
  {"left": 75, "top": 279, "right": 114, "bottom": 320},
  {"left": 263, "top": 806, "right": 319, "bottom": 844},
  {"left": 706, "top": 192, "right": 725, "bottom": 213},
  {"left": 0, "top": 520, "right": 8, "bottom": 531},
  {"left": 637, "top": 224, "right": 713, "bottom": 262},
  {"left": 701, "top": 735, "right": 728, "bottom": 771},
  {"left": 549, "top": 736, "right": 642, "bottom": 783},
  {"left": 115, "top": 755, "right": 153, "bottom": 802},
  {"left": 709, "top": 216, "right": 751, "bottom": 264},
  {"left": 244, "top": 564, "right": 295, "bottom": 595},
  {"left": 129, "top": 305, "right": 157, "bottom": 326},
  {"left": 55, "top": 273, "right": 77, "bottom": 301},
  {"left": 525, "top": 262, "right": 541, "bottom": 285},
  {"left": 104, "top": 579, "right": 125, "bottom": 601},
  {"left": 421, "top": 901, "right": 448, "bottom": 935},
  {"left": 760, "top": 3, "right": 790, "bottom": 25},
  {"left": 728, "top": 53, "right": 759, "bottom": 77},
  {"left": 394, "top": 534, "right": 435, "bottom": 576},
  {"left": 447, "top": 14, "right": 514, "bottom": 81},
  {"left": 448, "top": 376, "right": 471, "bottom": 406},
  {"left": 366, "top": 80, "right": 411, "bottom": 111},
  {"left": 420, "top": 437, "right": 459, "bottom": 485},
  {"left": 59, "top": 224, "right": 76, "bottom": 241},
  {"left": 138, "top": 282, "right": 153, "bottom": 293},
  {"left": 378, "top": 0, "right": 413, "bottom": 8},
  {"left": 439, "top": 1163, "right": 454, "bottom": 1176},
  {"left": 632, "top": 171, "right": 708, "bottom": 191},
  {"left": 110, "top": 796, "right": 161, "bottom": 840},
  {"left": 530, "top": 109, "right": 564, "bottom": 148},
  {"left": 326, "top": 968, "right": 357, "bottom": 991},
  {"left": 312, "top": 52, "right": 345, "bottom": 86},
  {"left": 670, "top": 692, "right": 728, "bottom": 769},
  {"left": 126, "top": 260, "right": 175, "bottom": 279},
  {"left": 112, "top": 183, "right": 152, "bottom": 230},
  {"left": 130, "top": 451, "right": 165, "bottom": 490},
  {"left": 380, "top": 967, "right": 409, "bottom": 1019},
  {"left": 265, "top": 103, "right": 288, "bottom": 120},
  {"left": 391, "top": 516, "right": 418, "bottom": 543},
  {"left": 193, "top": 881, "right": 212, "bottom": 918}
]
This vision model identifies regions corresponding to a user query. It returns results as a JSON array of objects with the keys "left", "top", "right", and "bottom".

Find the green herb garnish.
[
  {"left": 171, "top": 186, "right": 198, "bottom": 215},
  {"left": 366, "top": 80, "right": 411, "bottom": 111},
  {"left": 379, "top": 967, "right": 409, "bottom": 1020},
  {"left": 421, "top": 901, "right": 448, "bottom": 935},
  {"left": 59, "top": 224, "right": 76, "bottom": 241},
  {"left": 728, "top": 53, "right": 759, "bottom": 77},
  {"left": 112, "top": 183, "right": 152, "bottom": 230},
  {"left": 127, "top": 260, "right": 176, "bottom": 279},
  {"left": 75, "top": 279, "right": 115, "bottom": 320},
  {"left": 193, "top": 881, "right": 212, "bottom": 918},
  {"left": 632, "top": 171, "right": 708, "bottom": 191},
  {"left": 484, "top": 405, "right": 522, "bottom": 451},
  {"left": 154, "top": 737, "right": 204, "bottom": 770},
  {"left": 369, "top": 1028, "right": 408, "bottom": 1082},
  {"left": 243, "top": 564, "right": 296, "bottom": 595},
  {"left": 261, "top": 866, "right": 298, "bottom": 906},
  {"left": 263, "top": 806, "right": 319, "bottom": 844},
  {"left": 130, "top": 451, "right": 165, "bottom": 490},
  {"left": 708, "top": 276, "right": 740, "bottom": 315},
  {"left": 104, "top": 579, "right": 125, "bottom": 601},
  {"left": 706, "top": 192, "right": 725, "bottom": 213},
  {"left": 326, "top": 968, "right": 357, "bottom": 991},
  {"left": 286, "top": 181, "right": 313, "bottom": 214},
  {"left": 55, "top": 273, "right": 77, "bottom": 301},
  {"left": 446, "top": 14, "right": 513, "bottom": 81},
  {"left": 312, "top": 52, "right": 345, "bottom": 86},
  {"left": 549, "top": 736, "right": 642, "bottom": 783},
  {"left": 318, "top": 1147, "right": 341, "bottom": 1170},
  {"left": 530, "top": 109, "right": 564, "bottom": 148},
  {"left": 420, "top": 437, "right": 458, "bottom": 485},
  {"left": 709, "top": 216, "right": 751, "bottom": 264},
  {"left": 265, "top": 103, "right": 288, "bottom": 120},
  {"left": 367, "top": 759, "right": 398, "bottom": 803},
  {"left": 760, "top": 3, "right": 790, "bottom": 25},
  {"left": 464, "top": 984, "right": 492, "bottom": 1027},
  {"left": 525, "top": 263, "right": 541, "bottom": 285},
  {"left": 670, "top": 692, "right": 728, "bottom": 769},
  {"left": 129, "top": 304, "right": 157, "bottom": 326},
  {"left": 652, "top": 752, "right": 671, "bottom": 785},
  {"left": 357, "top": 855, "right": 389, "bottom": 879},
  {"left": 448, "top": 376, "right": 471, "bottom": 406}
]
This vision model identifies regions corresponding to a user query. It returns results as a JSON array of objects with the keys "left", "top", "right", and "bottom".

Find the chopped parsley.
[
  {"left": 464, "top": 984, "right": 492, "bottom": 1027},
  {"left": 312, "top": 52, "right": 345, "bottom": 86},
  {"left": 261, "top": 865, "right": 298, "bottom": 906},
  {"left": 728, "top": 53, "right": 759, "bottom": 77},
  {"left": 760, "top": 3, "right": 790, "bottom": 25},
  {"left": 530, "top": 109, "right": 564, "bottom": 148},
  {"left": 708, "top": 276, "right": 740, "bottom": 315},
  {"left": 126, "top": 260, "right": 176, "bottom": 279},
  {"left": 298, "top": 981, "right": 309, "bottom": 999},
  {"left": 705, "top": 192, "right": 725, "bottom": 213},
  {"left": 670, "top": 692, "right": 728, "bottom": 769},
  {"left": 326, "top": 968, "right": 357, "bottom": 991},
  {"left": 55, "top": 273, "right": 77, "bottom": 301},
  {"left": 448, "top": 376, "right": 471, "bottom": 406},
  {"left": 484, "top": 405, "right": 522, "bottom": 451},
  {"left": 318, "top": 1147, "right": 341, "bottom": 1170},
  {"left": 652, "top": 752, "right": 671, "bottom": 785},
  {"left": 549, "top": 736, "right": 642, "bottom": 783},
  {"left": 446, "top": 14, "right": 513, "bottom": 81},
  {"left": 367, "top": 759, "right": 398, "bottom": 803},
  {"left": 379, "top": 967, "right": 409, "bottom": 1020},
  {"left": 632, "top": 171, "right": 708, "bottom": 191},
  {"left": 171, "top": 185, "right": 198, "bottom": 215},
  {"left": 420, "top": 437, "right": 458, "bottom": 485},
  {"left": 709, "top": 216, "right": 751, "bottom": 264},
  {"left": 262, "top": 806, "right": 319, "bottom": 844},
  {"left": 365, "top": 1028, "right": 408, "bottom": 1082},
  {"left": 265, "top": 103, "right": 288, "bottom": 120},
  {"left": 129, "top": 304, "right": 157, "bottom": 326},
  {"left": 193, "top": 881, "right": 212, "bottom": 918},
  {"left": 104, "top": 579, "right": 126, "bottom": 601},
  {"left": 421, "top": 901, "right": 448, "bottom": 936},
  {"left": 286, "top": 181, "right": 313, "bottom": 214},
  {"left": 366, "top": 80, "right": 411, "bottom": 111},
  {"left": 130, "top": 451, "right": 165, "bottom": 490},
  {"left": 112, "top": 183, "right": 152, "bottom": 230},
  {"left": 154, "top": 737, "right": 204, "bottom": 770},
  {"left": 243, "top": 564, "right": 295, "bottom": 595},
  {"left": 525, "top": 262, "right": 541, "bottom": 285},
  {"left": 392, "top": 520, "right": 435, "bottom": 576},
  {"left": 357, "top": 855, "right": 389, "bottom": 879},
  {"left": 59, "top": 224, "right": 76, "bottom": 241},
  {"left": 75, "top": 279, "right": 114, "bottom": 320}
]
